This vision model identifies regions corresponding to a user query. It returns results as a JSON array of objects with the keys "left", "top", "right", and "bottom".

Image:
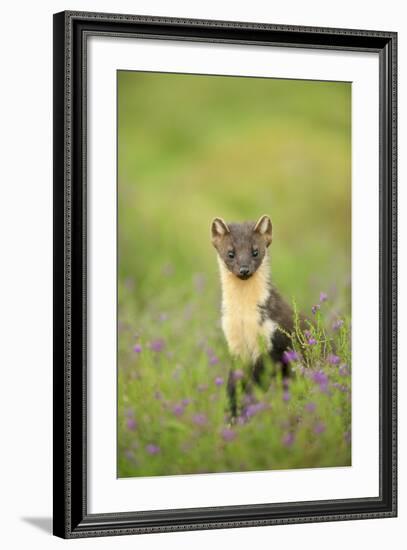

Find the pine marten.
[{"left": 211, "top": 215, "right": 303, "bottom": 416}]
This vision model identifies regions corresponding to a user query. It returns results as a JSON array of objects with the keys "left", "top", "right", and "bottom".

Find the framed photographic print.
[{"left": 53, "top": 11, "right": 397, "bottom": 538}]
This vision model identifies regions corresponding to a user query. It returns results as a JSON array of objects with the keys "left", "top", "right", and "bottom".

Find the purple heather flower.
[
  {"left": 312, "top": 304, "right": 320, "bottom": 315},
  {"left": 314, "top": 422, "right": 326, "bottom": 435},
  {"left": 283, "top": 391, "right": 291, "bottom": 402},
  {"left": 181, "top": 398, "right": 191, "bottom": 406},
  {"left": 232, "top": 369, "right": 244, "bottom": 381},
  {"left": 339, "top": 365, "right": 350, "bottom": 377},
  {"left": 332, "top": 319, "right": 344, "bottom": 331},
  {"left": 124, "top": 449, "right": 136, "bottom": 461},
  {"left": 304, "top": 329, "right": 311, "bottom": 338},
  {"left": 245, "top": 402, "right": 266, "bottom": 418},
  {"left": 221, "top": 428, "right": 236, "bottom": 442},
  {"left": 308, "top": 337, "right": 317, "bottom": 345},
  {"left": 172, "top": 403, "right": 185, "bottom": 417},
  {"left": 243, "top": 393, "right": 255, "bottom": 406},
  {"left": 282, "top": 350, "right": 299, "bottom": 364},
  {"left": 192, "top": 413, "right": 207, "bottom": 426},
  {"left": 209, "top": 355, "right": 220, "bottom": 366},
  {"left": 133, "top": 344, "right": 142, "bottom": 353},
  {"left": 149, "top": 339, "right": 165, "bottom": 352},
  {"left": 282, "top": 432, "right": 295, "bottom": 447},
  {"left": 305, "top": 401, "right": 317, "bottom": 413},
  {"left": 126, "top": 417, "right": 137, "bottom": 431},
  {"left": 146, "top": 444, "right": 160, "bottom": 455},
  {"left": 125, "top": 407, "right": 134, "bottom": 418},
  {"left": 215, "top": 376, "right": 224, "bottom": 386},
  {"left": 319, "top": 292, "right": 328, "bottom": 303},
  {"left": 327, "top": 354, "right": 340, "bottom": 365},
  {"left": 312, "top": 370, "right": 328, "bottom": 386}
]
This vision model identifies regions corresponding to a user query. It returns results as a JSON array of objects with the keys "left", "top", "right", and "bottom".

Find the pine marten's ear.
[
  {"left": 211, "top": 217, "right": 230, "bottom": 245},
  {"left": 254, "top": 215, "right": 272, "bottom": 246}
]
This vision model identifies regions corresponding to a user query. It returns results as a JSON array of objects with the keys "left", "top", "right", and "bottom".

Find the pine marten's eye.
[
  {"left": 252, "top": 249, "right": 259, "bottom": 257},
  {"left": 228, "top": 250, "right": 235, "bottom": 259}
]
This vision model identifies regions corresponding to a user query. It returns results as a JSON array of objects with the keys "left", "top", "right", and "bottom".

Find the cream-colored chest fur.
[{"left": 218, "top": 256, "right": 277, "bottom": 362}]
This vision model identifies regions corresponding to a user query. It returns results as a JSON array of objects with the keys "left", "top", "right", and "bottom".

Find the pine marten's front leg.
[{"left": 226, "top": 357, "right": 267, "bottom": 419}]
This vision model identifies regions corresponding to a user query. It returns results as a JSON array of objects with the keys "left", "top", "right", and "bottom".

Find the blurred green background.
[
  {"left": 117, "top": 71, "right": 351, "bottom": 477},
  {"left": 118, "top": 71, "right": 351, "bottom": 310}
]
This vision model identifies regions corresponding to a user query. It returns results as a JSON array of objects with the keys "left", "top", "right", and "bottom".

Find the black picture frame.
[{"left": 53, "top": 10, "right": 397, "bottom": 539}]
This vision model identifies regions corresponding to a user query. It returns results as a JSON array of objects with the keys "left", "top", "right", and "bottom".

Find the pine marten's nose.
[{"left": 239, "top": 266, "right": 250, "bottom": 276}]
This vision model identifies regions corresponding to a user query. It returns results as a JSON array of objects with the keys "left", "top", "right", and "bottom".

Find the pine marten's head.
[{"left": 211, "top": 215, "right": 272, "bottom": 280}]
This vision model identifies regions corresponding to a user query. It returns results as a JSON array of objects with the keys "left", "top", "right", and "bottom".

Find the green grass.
[{"left": 117, "top": 71, "right": 351, "bottom": 477}]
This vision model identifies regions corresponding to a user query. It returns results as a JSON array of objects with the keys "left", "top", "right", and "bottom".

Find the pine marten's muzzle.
[{"left": 238, "top": 266, "right": 252, "bottom": 279}]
